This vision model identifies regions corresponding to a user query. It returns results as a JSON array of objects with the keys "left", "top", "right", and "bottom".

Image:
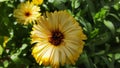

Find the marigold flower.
[
  {"left": 31, "top": 10, "right": 87, "bottom": 68},
  {"left": 13, "top": 1, "right": 40, "bottom": 25},
  {"left": 32, "top": 0, "right": 43, "bottom": 5}
]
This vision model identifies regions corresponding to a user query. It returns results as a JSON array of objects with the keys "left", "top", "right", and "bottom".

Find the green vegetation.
[{"left": 0, "top": 0, "right": 120, "bottom": 68}]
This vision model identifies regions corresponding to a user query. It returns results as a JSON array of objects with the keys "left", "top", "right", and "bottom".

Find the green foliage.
[{"left": 0, "top": 0, "right": 120, "bottom": 68}]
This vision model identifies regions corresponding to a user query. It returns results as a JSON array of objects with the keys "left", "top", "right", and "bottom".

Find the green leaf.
[
  {"left": 107, "top": 54, "right": 115, "bottom": 68},
  {"left": 80, "top": 51, "right": 94, "bottom": 68},
  {"left": 94, "top": 50, "right": 105, "bottom": 56},
  {"left": 78, "top": 17, "right": 92, "bottom": 33},
  {"left": 71, "top": 0, "right": 80, "bottom": 9},
  {"left": 0, "top": 45, "right": 3, "bottom": 55},
  {"left": 19, "top": 44, "right": 28, "bottom": 51},
  {"left": 52, "top": 0, "right": 67, "bottom": 10},
  {"left": 87, "top": 32, "right": 110, "bottom": 47},
  {"left": 53, "top": 0, "right": 67, "bottom": 6},
  {"left": 117, "top": 28, "right": 120, "bottom": 33},
  {"left": 0, "top": 0, "right": 8, "bottom": 2},
  {"left": 86, "top": 0, "right": 95, "bottom": 17},
  {"left": 48, "top": 0, "right": 54, "bottom": 3},
  {"left": 3, "top": 60, "right": 9, "bottom": 68},
  {"left": 94, "top": 6, "right": 109, "bottom": 22},
  {"left": 108, "top": 13, "right": 120, "bottom": 22},
  {"left": 116, "top": 36, "right": 120, "bottom": 43},
  {"left": 85, "top": 22, "right": 92, "bottom": 33},
  {"left": 108, "top": 53, "right": 120, "bottom": 60},
  {"left": 90, "top": 28, "right": 99, "bottom": 38},
  {"left": 104, "top": 20, "right": 115, "bottom": 35},
  {"left": 101, "top": 56, "right": 110, "bottom": 68},
  {"left": 10, "top": 53, "right": 21, "bottom": 63},
  {"left": 115, "top": 53, "right": 120, "bottom": 60},
  {"left": 113, "top": 2, "right": 120, "bottom": 10}
]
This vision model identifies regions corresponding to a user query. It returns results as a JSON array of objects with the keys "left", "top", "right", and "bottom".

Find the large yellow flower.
[
  {"left": 31, "top": 11, "right": 87, "bottom": 68},
  {"left": 13, "top": 1, "right": 40, "bottom": 25}
]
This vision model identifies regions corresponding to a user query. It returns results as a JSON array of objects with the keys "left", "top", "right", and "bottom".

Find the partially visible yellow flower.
[
  {"left": 31, "top": 10, "right": 87, "bottom": 68},
  {"left": 32, "top": 0, "right": 43, "bottom": 5},
  {"left": 13, "top": 1, "right": 40, "bottom": 25},
  {"left": 3, "top": 36, "right": 9, "bottom": 48}
]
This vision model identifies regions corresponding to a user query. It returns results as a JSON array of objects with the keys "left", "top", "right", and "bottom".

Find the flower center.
[
  {"left": 49, "top": 31, "right": 64, "bottom": 46},
  {"left": 25, "top": 12, "right": 31, "bottom": 17}
]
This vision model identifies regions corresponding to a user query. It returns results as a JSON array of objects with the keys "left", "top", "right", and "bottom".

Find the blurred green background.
[{"left": 0, "top": 0, "right": 120, "bottom": 68}]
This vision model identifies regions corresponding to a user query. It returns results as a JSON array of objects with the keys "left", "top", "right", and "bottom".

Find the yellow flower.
[
  {"left": 31, "top": 10, "right": 87, "bottom": 68},
  {"left": 13, "top": 1, "right": 40, "bottom": 25},
  {"left": 32, "top": 0, "right": 43, "bottom": 5},
  {"left": 3, "top": 36, "right": 9, "bottom": 48}
]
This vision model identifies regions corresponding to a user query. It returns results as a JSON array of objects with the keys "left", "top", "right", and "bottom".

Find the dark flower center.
[
  {"left": 25, "top": 12, "right": 31, "bottom": 17},
  {"left": 49, "top": 31, "right": 64, "bottom": 46}
]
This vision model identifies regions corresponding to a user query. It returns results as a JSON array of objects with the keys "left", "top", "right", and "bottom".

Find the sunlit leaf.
[
  {"left": 113, "top": 2, "right": 120, "bottom": 10},
  {"left": 48, "top": 0, "right": 54, "bottom": 3},
  {"left": 94, "top": 6, "right": 109, "bottom": 22},
  {"left": 0, "top": 0, "right": 8, "bottom": 2},
  {"left": 71, "top": 0, "right": 80, "bottom": 9},
  {"left": 19, "top": 44, "right": 28, "bottom": 51},
  {"left": 3, "top": 60, "right": 9, "bottom": 68},
  {"left": 104, "top": 20, "right": 115, "bottom": 35},
  {"left": 116, "top": 36, "right": 120, "bottom": 43}
]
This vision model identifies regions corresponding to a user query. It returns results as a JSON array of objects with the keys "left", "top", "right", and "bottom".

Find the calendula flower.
[
  {"left": 13, "top": 1, "right": 40, "bottom": 25},
  {"left": 32, "top": 0, "right": 43, "bottom": 5},
  {"left": 31, "top": 11, "right": 87, "bottom": 68}
]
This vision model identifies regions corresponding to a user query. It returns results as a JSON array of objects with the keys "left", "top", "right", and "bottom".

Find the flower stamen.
[
  {"left": 25, "top": 12, "right": 31, "bottom": 17},
  {"left": 49, "top": 31, "right": 64, "bottom": 46}
]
